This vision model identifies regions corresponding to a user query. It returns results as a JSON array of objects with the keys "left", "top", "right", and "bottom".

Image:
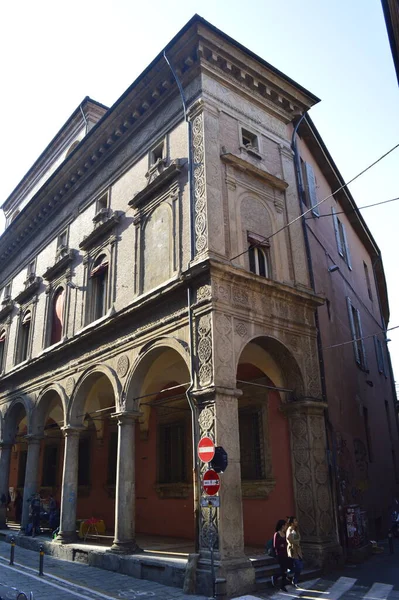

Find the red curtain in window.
[{"left": 51, "top": 288, "right": 65, "bottom": 345}]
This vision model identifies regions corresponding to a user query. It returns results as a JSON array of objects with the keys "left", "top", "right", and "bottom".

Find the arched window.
[
  {"left": 249, "top": 245, "right": 269, "bottom": 278},
  {"left": 18, "top": 310, "right": 31, "bottom": 363},
  {"left": 0, "top": 329, "right": 6, "bottom": 371},
  {"left": 50, "top": 287, "right": 65, "bottom": 345},
  {"left": 90, "top": 255, "right": 108, "bottom": 321}
]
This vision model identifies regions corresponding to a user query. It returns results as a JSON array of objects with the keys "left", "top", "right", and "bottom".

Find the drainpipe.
[
  {"left": 163, "top": 51, "right": 200, "bottom": 552},
  {"left": 291, "top": 115, "right": 341, "bottom": 546}
]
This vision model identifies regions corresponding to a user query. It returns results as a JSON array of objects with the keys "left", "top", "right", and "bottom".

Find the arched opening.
[
  {"left": 4, "top": 401, "right": 29, "bottom": 528},
  {"left": 69, "top": 370, "right": 117, "bottom": 542},
  {"left": 126, "top": 344, "right": 194, "bottom": 549},
  {"left": 236, "top": 337, "right": 304, "bottom": 549},
  {"left": 50, "top": 287, "right": 65, "bottom": 345}
]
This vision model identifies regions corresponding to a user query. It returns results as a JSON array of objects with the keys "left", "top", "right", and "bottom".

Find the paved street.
[
  {"left": 234, "top": 540, "right": 399, "bottom": 600},
  {"left": 1, "top": 539, "right": 399, "bottom": 600},
  {"left": 0, "top": 541, "right": 207, "bottom": 600}
]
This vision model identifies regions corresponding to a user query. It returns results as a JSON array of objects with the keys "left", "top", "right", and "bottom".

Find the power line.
[
  {"left": 323, "top": 325, "right": 399, "bottom": 350},
  {"left": 230, "top": 142, "right": 399, "bottom": 262},
  {"left": 304, "top": 196, "right": 399, "bottom": 219}
]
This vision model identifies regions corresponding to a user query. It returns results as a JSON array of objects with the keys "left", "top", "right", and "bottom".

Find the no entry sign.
[
  {"left": 202, "top": 469, "right": 220, "bottom": 496},
  {"left": 198, "top": 436, "right": 215, "bottom": 463}
]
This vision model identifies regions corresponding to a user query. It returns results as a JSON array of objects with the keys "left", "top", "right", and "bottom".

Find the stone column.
[
  {"left": 56, "top": 427, "right": 81, "bottom": 543},
  {"left": 195, "top": 388, "right": 255, "bottom": 597},
  {"left": 21, "top": 436, "right": 42, "bottom": 530},
  {"left": 0, "top": 443, "right": 12, "bottom": 528},
  {"left": 110, "top": 411, "right": 141, "bottom": 553},
  {"left": 284, "top": 399, "right": 342, "bottom": 566}
]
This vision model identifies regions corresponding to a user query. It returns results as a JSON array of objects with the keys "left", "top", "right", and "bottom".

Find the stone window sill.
[
  {"left": 241, "top": 478, "right": 276, "bottom": 499},
  {"left": 155, "top": 482, "right": 192, "bottom": 499}
]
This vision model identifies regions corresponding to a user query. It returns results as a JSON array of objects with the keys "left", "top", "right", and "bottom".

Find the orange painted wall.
[{"left": 242, "top": 388, "right": 295, "bottom": 547}]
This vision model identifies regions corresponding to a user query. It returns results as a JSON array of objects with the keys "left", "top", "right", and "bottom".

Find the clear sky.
[{"left": 0, "top": 0, "right": 398, "bottom": 389}]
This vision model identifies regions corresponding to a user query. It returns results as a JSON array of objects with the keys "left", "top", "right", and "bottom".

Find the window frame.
[
  {"left": 158, "top": 420, "right": 187, "bottom": 484},
  {"left": 16, "top": 308, "right": 33, "bottom": 364},
  {"left": 240, "top": 127, "right": 260, "bottom": 153},
  {"left": 363, "top": 261, "right": 373, "bottom": 301},
  {"left": 374, "top": 335, "right": 387, "bottom": 376},
  {"left": 346, "top": 297, "right": 367, "bottom": 370},
  {"left": 332, "top": 207, "right": 352, "bottom": 269},
  {"left": 301, "top": 160, "right": 320, "bottom": 216},
  {"left": 247, "top": 232, "right": 271, "bottom": 279}
]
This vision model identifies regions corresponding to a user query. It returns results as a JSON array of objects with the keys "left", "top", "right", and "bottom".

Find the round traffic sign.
[
  {"left": 198, "top": 436, "right": 215, "bottom": 463},
  {"left": 202, "top": 469, "right": 220, "bottom": 496}
]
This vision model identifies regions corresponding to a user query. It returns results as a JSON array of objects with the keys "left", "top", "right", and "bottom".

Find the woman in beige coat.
[{"left": 286, "top": 516, "right": 303, "bottom": 588}]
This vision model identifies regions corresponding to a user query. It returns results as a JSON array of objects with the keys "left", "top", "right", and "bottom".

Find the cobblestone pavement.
[{"left": 0, "top": 541, "right": 207, "bottom": 600}]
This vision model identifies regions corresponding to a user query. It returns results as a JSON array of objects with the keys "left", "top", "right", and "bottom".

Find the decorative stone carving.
[
  {"left": 235, "top": 321, "right": 248, "bottom": 338},
  {"left": 192, "top": 113, "right": 208, "bottom": 254},
  {"left": 116, "top": 355, "right": 129, "bottom": 378},
  {"left": 214, "top": 313, "right": 233, "bottom": 386},
  {"left": 65, "top": 377, "right": 75, "bottom": 397},
  {"left": 197, "top": 314, "right": 213, "bottom": 387},
  {"left": 197, "top": 285, "right": 212, "bottom": 302},
  {"left": 197, "top": 402, "right": 218, "bottom": 549}
]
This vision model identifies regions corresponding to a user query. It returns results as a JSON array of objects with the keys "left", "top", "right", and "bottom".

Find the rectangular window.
[
  {"left": 326, "top": 298, "right": 332, "bottom": 321},
  {"left": 107, "top": 431, "right": 118, "bottom": 485},
  {"left": 363, "top": 407, "right": 373, "bottom": 463},
  {"left": 57, "top": 230, "right": 68, "bottom": 249},
  {"left": 332, "top": 207, "right": 352, "bottom": 269},
  {"left": 42, "top": 445, "right": 59, "bottom": 486},
  {"left": 1, "top": 283, "right": 11, "bottom": 304},
  {"left": 95, "top": 192, "right": 109, "bottom": 214},
  {"left": 150, "top": 141, "right": 165, "bottom": 165},
  {"left": 374, "top": 335, "right": 386, "bottom": 375},
  {"left": 239, "top": 408, "right": 265, "bottom": 480},
  {"left": 158, "top": 422, "right": 186, "bottom": 484},
  {"left": 301, "top": 161, "right": 319, "bottom": 216},
  {"left": 363, "top": 262, "right": 373, "bottom": 301},
  {"left": 241, "top": 128, "right": 259, "bottom": 152},
  {"left": 347, "top": 297, "right": 367, "bottom": 370},
  {"left": 78, "top": 438, "right": 91, "bottom": 486},
  {"left": 27, "top": 259, "right": 36, "bottom": 277}
]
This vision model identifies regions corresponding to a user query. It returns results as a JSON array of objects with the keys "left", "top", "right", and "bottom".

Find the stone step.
[{"left": 255, "top": 567, "right": 322, "bottom": 590}]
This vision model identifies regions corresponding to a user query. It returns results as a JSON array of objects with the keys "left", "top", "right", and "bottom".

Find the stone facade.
[{"left": 0, "top": 15, "right": 396, "bottom": 597}]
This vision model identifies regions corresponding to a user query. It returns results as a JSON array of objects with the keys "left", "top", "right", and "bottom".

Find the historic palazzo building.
[{"left": 0, "top": 16, "right": 397, "bottom": 596}]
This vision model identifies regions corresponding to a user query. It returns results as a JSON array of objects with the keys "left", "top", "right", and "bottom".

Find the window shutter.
[
  {"left": 341, "top": 223, "right": 352, "bottom": 269},
  {"left": 357, "top": 308, "right": 367, "bottom": 370},
  {"left": 332, "top": 207, "right": 343, "bottom": 256},
  {"left": 305, "top": 162, "right": 319, "bottom": 216},
  {"left": 22, "top": 311, "right": 32, "bottom": 325},
  {"left": 346, "top": 297, "right": 360, "bottom": 364},
  {"left": 0, "top": 330, "right": 6, "bottom": 342}
]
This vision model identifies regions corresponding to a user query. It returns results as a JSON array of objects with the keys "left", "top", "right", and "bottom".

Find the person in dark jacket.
[{"left": 271, "top": 519, "right": 291, "bottom": 591}]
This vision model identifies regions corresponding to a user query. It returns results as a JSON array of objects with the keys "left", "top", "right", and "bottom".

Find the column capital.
[
  {"left": 61, "top": 426, "right": 84, "bottom": 438},
  {"left": 282, "top": 398, "right": 327, "bottom": 416},
  {"left": 24, "top": 435, "right": 44, "bottom": 445},
  {"left": 112, "top": 411, "right": 140, "bottom": 425},
  {"left": 191, "top": 386, "right": 243, "bottom": 402}
]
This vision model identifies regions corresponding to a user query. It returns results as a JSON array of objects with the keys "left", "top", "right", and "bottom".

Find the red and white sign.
[
  {"left": 202, "top": 469, "right": 220, "bottom": 496},
  {"left": 197, "top": 436, "right": 215, "bottom": 463}
]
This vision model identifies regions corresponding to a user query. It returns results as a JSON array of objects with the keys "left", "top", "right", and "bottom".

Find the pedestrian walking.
[
  {"left": 286, "top": 516, "right": 303, "bottom": 588},
  {"left": 271, "top": 519, "right": 291, "bottom": 592},
  {"left": 30, "top": 493, "right": 41, "bottom": 537}
]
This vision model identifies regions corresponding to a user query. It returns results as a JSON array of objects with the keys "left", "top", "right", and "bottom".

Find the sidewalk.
[{"left": 0, "top": 540, "right": 208, "bottom": 600}]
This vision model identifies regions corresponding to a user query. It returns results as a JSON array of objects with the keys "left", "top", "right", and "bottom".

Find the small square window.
[
  {"left": 57, "top": 230, "right": 68, "bottom": 249},
  {"left": 150, "top": 141, "right": 165, "bottom": 166},
  {"left": 27, "top": 260, "right": 36, "bottom": 277},
  {"left": 96, "top": 193, "right": 109, "bottom": 214},
  {"left": 3, "top": 284, "right": 11, "bottom": 301},
  {"left": 241, "top": 128, "right": 259, "bottom": 152}
]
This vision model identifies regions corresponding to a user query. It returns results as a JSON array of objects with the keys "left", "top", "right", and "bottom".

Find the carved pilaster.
[{"left": 284, "top": 399, "right": 341, "bottom": 566}]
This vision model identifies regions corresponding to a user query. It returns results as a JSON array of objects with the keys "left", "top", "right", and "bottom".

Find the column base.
[
  {"left": 109, "top": 540, "right": 142, "bottom": 554},
  {"left": 196, "top": 554, "right": 255, "bottom": 597},
  {"left": 54, "top": 530, "right": 78, "bottom": 544},
  {"left": 303, "top": 540, "right": 344, "bottom": 568}
]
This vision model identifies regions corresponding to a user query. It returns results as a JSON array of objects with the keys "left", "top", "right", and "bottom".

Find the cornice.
[
  {"left": 220, "top": 152, "right": 288, "bottom": 191},
  {"left": 42, "top": 250, "right": 75, "bottom": 281},
  {"left": 14, "top": 277, "right": 41, "bottom": 305},
  {"left": 128, "top": 160, "right": 185, "bottom": 208}
]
